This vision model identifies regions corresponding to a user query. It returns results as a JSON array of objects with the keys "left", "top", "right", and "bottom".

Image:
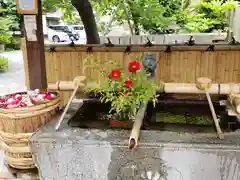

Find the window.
[{"left": 73, "top": 26, "right": 84, "bottom": 31}]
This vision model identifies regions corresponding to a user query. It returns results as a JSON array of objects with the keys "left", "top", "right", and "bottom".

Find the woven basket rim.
[
  {"left": 0, "top": 102, "right": 60, "bottom": 119},
  {"left": 0, "top": 92, "right": 60, "bottom": 113},
  {"left": 0, "top": 94, "right": 61, "bottom": 114}
]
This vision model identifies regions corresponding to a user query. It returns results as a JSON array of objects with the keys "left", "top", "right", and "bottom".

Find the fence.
[
  {"left": 22, "top": 40, "right": 240, "bottom": 105},
  {"left": 99, "top": 33, "right": 227, "bottom": 45}
]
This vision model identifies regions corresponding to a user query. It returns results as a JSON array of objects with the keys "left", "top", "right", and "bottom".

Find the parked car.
[
  {"left": 48, "top": 25, "right": 79, "bottom": 42},
  {"left": 71, "top": 25, "right": 86, "bottom": 39},
  {"left": 47, "top": 28, "right": 69, "bottom": 43}
]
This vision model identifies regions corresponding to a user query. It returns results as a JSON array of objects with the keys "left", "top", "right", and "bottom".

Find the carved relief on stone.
[{"left": 116, "top": 157, "right": 183, "bottom": 180}]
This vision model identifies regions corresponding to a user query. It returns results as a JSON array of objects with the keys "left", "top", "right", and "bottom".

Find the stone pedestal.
[{"left": 30, "top": 102, "right": 240, "bottom": 180}]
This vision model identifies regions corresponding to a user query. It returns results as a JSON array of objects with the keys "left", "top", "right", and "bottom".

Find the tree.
[
  {"left": 183, "top": 0, "right": 238, "bottom": 32},
  {"left": 71, "top": 0, "right": 100, "bottom": 43},
  {"left": 43, "top": 0, "right": 100, "bottom": 44},
  {"left": 0, "top": 0, "right": 21, "bottom": 32},
  {"left": 35, "top": 0, "right": 240, "bottom": 43},
  {"left": 91, "top": 0, "right": 193, "bottom": 34},
  {"left": 0, "top": 7, "right": 10, "bottom": 32}
]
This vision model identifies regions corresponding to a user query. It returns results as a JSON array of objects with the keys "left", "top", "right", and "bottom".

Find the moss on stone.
[{"left": 156, "top": 112, "right": 212, "bottom": 125}]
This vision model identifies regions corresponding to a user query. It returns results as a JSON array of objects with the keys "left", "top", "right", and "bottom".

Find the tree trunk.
[
  {"left": 132, "top": 17, "right": 140, "bottom": 35},
  {"left": 128, "top": 1, "right": 140, "bottom": 35},
  {"left": 71, "top": 0, "right": 100, "bottom": 44},
  {"left": 122, "top": 0, "right": 134, "bottom": 35}
]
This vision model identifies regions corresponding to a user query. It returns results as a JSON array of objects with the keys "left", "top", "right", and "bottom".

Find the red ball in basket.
[{"left": 0, "top": 89, "right": 58, "bottom": 109}]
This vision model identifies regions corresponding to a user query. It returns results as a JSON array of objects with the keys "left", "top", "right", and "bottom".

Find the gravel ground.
[
  {"left": 0, "top": 51, "right": 38, "bottom": 179},
  {"left": 0, "top": 51, "right": 26, "bottom": 95}
]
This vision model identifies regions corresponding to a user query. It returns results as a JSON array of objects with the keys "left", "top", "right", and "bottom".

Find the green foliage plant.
[
  {"left": 0, "top": 34, "right": 12, "bottom": 45},
  {"left": 184, "top": 0, "right": 238, "bottom": 32},
  {"left": 88, "top": 57, "right": 158, "bottom": 120},
  {"left": 0, "top": 56, "right": 9, "bottom": 72}
]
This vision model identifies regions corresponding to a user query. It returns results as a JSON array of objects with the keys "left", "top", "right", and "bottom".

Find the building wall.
[{"left": 233, "top": 6, "right": 240, "bottom": 41}]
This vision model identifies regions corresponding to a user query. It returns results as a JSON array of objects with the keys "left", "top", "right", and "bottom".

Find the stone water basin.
[{"left": 30, "top": 100, "right": 240, "bottom": 180}]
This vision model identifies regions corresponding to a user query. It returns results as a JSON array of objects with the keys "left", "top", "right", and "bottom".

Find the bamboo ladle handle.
[
  {"left": 197, "top": 77, "right": 223, "bottom": 139},
  {"left": 55, "top": 76, "right": 86, "bottom": 130}
]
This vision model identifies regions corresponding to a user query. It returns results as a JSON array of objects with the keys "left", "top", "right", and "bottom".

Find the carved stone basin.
[{"left": 30, "top": 101, "right": 240, "bottom": 180}]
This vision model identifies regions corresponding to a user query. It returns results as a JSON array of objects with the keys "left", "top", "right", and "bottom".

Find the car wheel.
[
  {"left": 69, "top": 35, "right": 75, "bottom": 41},
  {"left": 75, "top": 35, "right": 79, "bottom": 41},
  {"left": 52, "top": 35, "right": 60, "bottom": 43}
]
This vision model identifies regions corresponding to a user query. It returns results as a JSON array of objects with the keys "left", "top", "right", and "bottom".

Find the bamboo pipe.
[
  {"left": 48, "top": 81, "right": 240, "bottom": 95},
  {"left": 164, "top": 83, "right": 240, "bottom": 94},
  {"left": 128, "top": 101, "right": 148, "bottom": 149},
  {"left": 47, "top": 76, "right": 86, "bottom": 91},
  {"left": 196, "top": 77, "right": 224, "bottom": 139},
  {"left": 229, "top": 94, "right": 240, "bottom": 114},
  {"left": 55, "top": 76, "right": 86, "bottom": 130},
  {"left": 128, "top": 74, "right": 153, "bottom": 150}
]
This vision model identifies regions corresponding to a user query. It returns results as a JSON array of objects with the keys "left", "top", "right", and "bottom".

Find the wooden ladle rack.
[{"left": 48, "top": 76, "right": 240, "bottom": 147}]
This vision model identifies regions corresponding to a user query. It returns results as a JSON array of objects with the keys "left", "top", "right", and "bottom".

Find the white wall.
[
  {"left": 42, "top": 15, "right": 47, "bottom": 35},
  {"left": 232, "top": 6, "right": 240, "bottom": 41}
]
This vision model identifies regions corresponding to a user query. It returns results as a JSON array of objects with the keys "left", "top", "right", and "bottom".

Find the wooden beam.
[{"left": 24, "top": 0, "right": 47, "bottom": 90}]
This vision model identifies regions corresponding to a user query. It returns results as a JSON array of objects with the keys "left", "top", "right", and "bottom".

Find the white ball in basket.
[
  {"left": 34, "top": 89, "right": 40, "bottom": 94},
  {"left": 36, "top": 94, "right": 45, "bottom": 101},
  {"left": 50, "top": 93, "right": 56, "bottom": 98},
  {"left": 7, "top": 98, "right": 14, "bottom": 104},
  {"left": 27, "top": 90, "right": 34, "bottom": 97},
  {"left": 21, "top": 95, "right": 33, "bottom": 106}
]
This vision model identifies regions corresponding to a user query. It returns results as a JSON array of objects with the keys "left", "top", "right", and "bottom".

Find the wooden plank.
[
  {"left": 99, "top": 36, "right": 106, "bottom": 44},
  {"left": 130, "top": 35, "right": 142, "bottom": 44},
  {"left": 108, "top": 36, "right": 120, "bottom": 44},
  {"left": 152, "top": 35, "right": 164, "bottom": 44},
  {"left": 119, "top": 36, "right": 131, "bottom": 45}
]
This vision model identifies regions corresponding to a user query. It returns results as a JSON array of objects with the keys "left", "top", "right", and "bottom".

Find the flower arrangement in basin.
[{"left": 88, "top": 57, "right": 158, "bottom": 128}]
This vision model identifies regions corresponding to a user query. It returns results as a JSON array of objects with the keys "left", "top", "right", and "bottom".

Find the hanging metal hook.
[
  {"left": 165, "top": 45, "right": 172, "bottom": 53},
  {"left": 104, "top": 37, "right": 114, "bottom": 47},
  {"left": 124, "top": 45, "right": 131, "bottom": 54},
  {"left": 206, "top": 44, "right": 215, "bottom": 51},
  {"left": 229, "top": 37, "right": 240, "bottom": 45},
  {"left": 69, "top": 39, "right": 75, "bottom": 47},
  {"left": 145, "top": 37, "right": 153, "bottom": 47},
  {"left": 86, "top": 46, "right": 93, "bottom": 53},
  {"left": 48, "top": 47, "right": 56, "bottom": 52},
  {"left": 187, "top": 36, "right": 196, "bottom": 46}
]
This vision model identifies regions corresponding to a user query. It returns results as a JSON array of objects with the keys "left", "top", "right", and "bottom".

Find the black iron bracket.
[
  {"left": 124, "top": 45, "right": 131, "bottom": 54},
  {"left": 229, "top": 37, "right": 240, "bottom": 45},
  {"left": 69, "top": 40, "right": 75, "bottom": 47},
  {"left": 187, "top": 36, "right": 196, "bottom": 46},
  {"left": 48, "top": 47, "right": 56, "bottom": 52},
  {"left": 86, "top": 46, "right": 93, "bottom": 53},
  {"left": 206, "top": 44, "right": 215, "bottom": 51},
  {"left": 165, "top": 45, "right": 172, "bottom": 53},
  {"left": 104, "top": 38, "right": 114, "bottom": 47},
  {"left": 145, "top": 37, "right": 153, "bottom": 47}
]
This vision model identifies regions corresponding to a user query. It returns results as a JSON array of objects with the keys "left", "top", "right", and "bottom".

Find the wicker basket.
[{"left": 0, "top": 92, "right": 61, "bottom": 169}]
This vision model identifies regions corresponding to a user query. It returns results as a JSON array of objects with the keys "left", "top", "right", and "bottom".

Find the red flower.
[
  {"left": 128, "top": 60, "right": 141, "bottom": 72},
  {"left": 108, "top": 70, "right": 121, "bottom": 80},
  {"left": 125, "top": 79, "right": 133, "bottom": 88}
]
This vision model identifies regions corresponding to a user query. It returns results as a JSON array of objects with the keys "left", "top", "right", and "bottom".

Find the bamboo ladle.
[
  {"left": 196, "top": 77, "right": 223, "bottom": 139},
  {"left": 53, "top": 76, "right": 86, "bottom": 130}
]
